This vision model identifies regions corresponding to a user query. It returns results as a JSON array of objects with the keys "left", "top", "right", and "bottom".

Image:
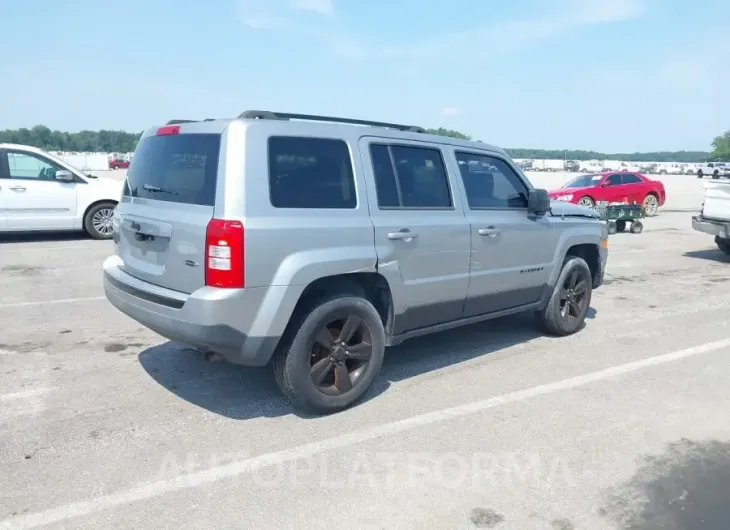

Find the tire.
[
  {"left": 630, "top": 220, "right": 643, "bottom": 234},
  {"left": 83, "top": 202, "right": 117, "bottom": 240},
  {"left": 607, "top": 221, "right": 617, "bottom": 235},
  {"left": 537, "top": 256, "right": 593, "bottom": 336},
  {"left": 713, "top": 171, "right": 720, "bottom": 179},
  {"left": 272, "top": 295, "right": 386, "bottom": 415},
  {"left": 578, "top": 196, "right": 595, "bottom": 209},
  {"left": 616, "top": 220, "right": 627, "bottom": 232},
  {"left": 716, "top": 236, "right": 730, "bottom": 255},
  {"left": 697, "top": 171, "right": 703, "bottom": 179},
  {"left": 642, "top": 193, "right": 659, "bottom": 217}
]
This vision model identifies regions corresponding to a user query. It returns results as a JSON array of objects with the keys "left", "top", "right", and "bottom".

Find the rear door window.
[
  {"left": 369, "top": 144, "right": 452, "bottom": 208},
  {"left": 621, "top": 173, "right": 642, "bottom": 184},
  {"left": 268, "top": 136, "right": 356, "bottom": 209},
  {"left": 123, "top": 134, "right": 221, "bottom": 206}
]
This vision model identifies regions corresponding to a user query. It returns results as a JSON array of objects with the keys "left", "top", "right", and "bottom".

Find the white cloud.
[
  {"left": 289, "top": 0, "right": 334, "bottom": 17},
  {"left": 441, "top": 107, "right": 460, "bottom": 117},
  {"left": 326, "top": 0, "right": 646, "bottom": 62},
  {"left": 235, "top": 0, "right": 647, "bottom": 65},
  {"left": 237, "top": 0, "right": 335, "bottom": 29}
]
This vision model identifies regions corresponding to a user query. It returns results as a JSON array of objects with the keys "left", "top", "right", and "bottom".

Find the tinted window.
[
  {"left": 268, "top": 137, "right": 355, "bottom": 209},
  {"left": 621, "top": 174, "right": 642, "bottom": 184},
  {"left": 604, "top": 174, "right": 623, "bottom": 186},
  {"left": 124, "top": 134, "right": 221, "bottom": 206},
  {"left": 455, "top": 152, "right": 528, "bottom": 208},
  {"left": 369, "top": 144, "right": 399, "bottom": 207},
  {"left": 6, "top": 151, "right": 61, "bottom": 180},
  {"left": 369, "top": 144, "right": 451, "bottom": 208}
]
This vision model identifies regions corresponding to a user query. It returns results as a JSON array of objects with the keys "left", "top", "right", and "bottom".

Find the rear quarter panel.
[
  {"left": 221, "top": 120, "right": 378, "bottom": 290},
  {"left": 650, "top": 180, "right": 666, "bottom": 205}
]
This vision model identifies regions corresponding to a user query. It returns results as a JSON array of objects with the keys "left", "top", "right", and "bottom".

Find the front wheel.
[
  {"left": 273, "top": 295, "right": 386, "bottom": 414},
  {"left": 83, "top": 202, "right": 117, "bottom": 240},
  {"left": 578, "top": 196, "right": 595, "bottom": 209},
  {"left": 537, "top": 256, "right": 593, "bottom": 336},
  {"left": 716, "top": 236, "right": 730, "bottom": 255}
]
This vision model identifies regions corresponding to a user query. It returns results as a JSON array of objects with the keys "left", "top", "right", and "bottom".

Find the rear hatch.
[{"left": 117, "top": 126, "right": 222, "bottom": 294}]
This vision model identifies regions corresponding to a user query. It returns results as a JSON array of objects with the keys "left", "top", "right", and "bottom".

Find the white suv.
[{"left": 0, "top": 144, "right": 123, "bottom": 238}]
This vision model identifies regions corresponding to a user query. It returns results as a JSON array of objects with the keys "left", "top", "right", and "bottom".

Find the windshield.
[{"left": 563, "top": 174, "right": 603, "bottom": 188}]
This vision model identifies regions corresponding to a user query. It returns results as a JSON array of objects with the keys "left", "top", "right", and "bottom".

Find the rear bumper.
[
  {"left": 692, "top": 215, "right": 730, "bottom": 238},
  {"left": 103, "top": 256, "right": 296, "bottom": 366}
]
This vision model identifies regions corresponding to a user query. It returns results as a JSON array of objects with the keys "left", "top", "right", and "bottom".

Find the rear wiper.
[{"left": 143, "top": 183, "right": 178, "bottom": 195}]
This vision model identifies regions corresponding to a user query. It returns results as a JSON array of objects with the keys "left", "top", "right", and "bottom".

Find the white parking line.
[
  {"left": 0, "top": 245, "right": 99, "bottom": 253},
  {"left": 0, "top": 388, "right": 53, "bottom": 402},
  {"left": 0, "top": 297, "right": 105, "bottom": 310},
  {"left": 2, "top": 337, "right": 729, "bottom": 530},
  {"left": 0, "top": 388, "right": 54, "bottom": 423}
]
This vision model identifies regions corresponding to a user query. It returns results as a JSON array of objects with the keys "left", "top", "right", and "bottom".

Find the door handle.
[
  {"left": 9, "top": 186, "right": 26, "bottom": 192},
  {"left": 478, "top": 226, "right": 500, "bottom": 238},
  {"left": 387, "top": 229, "right": 418, "bottom": 241}
]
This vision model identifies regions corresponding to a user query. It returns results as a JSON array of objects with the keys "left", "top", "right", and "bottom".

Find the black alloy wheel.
[
  {"left": 558, "top": 268, "right": 590, "bottom": 326},
  {"left": 309, "top": 315, "right": 373, "bottom": 396}
]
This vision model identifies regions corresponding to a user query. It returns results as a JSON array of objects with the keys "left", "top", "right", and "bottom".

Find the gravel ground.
[{"left": 2, "top": 211, "right": 730, "bottom": 529}]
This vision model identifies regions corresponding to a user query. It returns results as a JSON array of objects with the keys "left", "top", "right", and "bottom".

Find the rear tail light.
[{"left": 205, "top": 219, "right": 244, "bottom": 288}]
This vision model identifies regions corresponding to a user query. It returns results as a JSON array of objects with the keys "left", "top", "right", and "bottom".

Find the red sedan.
[{"left": 548, "top": 172, "right": 666, "bottom": 216}]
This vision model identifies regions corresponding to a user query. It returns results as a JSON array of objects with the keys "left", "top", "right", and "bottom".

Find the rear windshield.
[{"left": 123, "top": 133, "right": 221, "bottom": 206}]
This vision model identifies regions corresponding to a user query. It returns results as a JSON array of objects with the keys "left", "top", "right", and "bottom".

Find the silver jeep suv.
[{"left": 103, "top": 110, "right": 608, "bottom": 414}]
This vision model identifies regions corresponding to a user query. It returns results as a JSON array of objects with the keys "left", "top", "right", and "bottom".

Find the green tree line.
[
  {"left": 0, "top": 125, "right": 141, "bottom": 153},
  {"left": 425, "top": 127, "right": 716, "bottom": 163},
  {"left": 0, "top": 124, "right": 726, "bottom": 162}
]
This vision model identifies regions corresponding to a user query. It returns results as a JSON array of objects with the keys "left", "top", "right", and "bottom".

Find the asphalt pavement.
[{"left": 1, "top": 211, "right": 730, "bottom": 529}]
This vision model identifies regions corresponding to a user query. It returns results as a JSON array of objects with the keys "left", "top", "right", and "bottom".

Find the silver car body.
[{"left": 103, "top": 115, "right": 608, "bottom": 366}]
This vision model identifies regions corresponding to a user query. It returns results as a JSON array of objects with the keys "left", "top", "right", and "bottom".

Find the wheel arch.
[
  {"left": 284, "top": 272, "right": 395, "bottom": 342},
  {"left": 564, "top": 243, "right": 600, "bottom": 286},
  {"left": 82, "top": 199, "right": 118, "bottom": 224}
]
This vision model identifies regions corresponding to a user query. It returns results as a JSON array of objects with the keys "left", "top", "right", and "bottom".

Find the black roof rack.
[{"left": 238, "top": 110, "right": 426, "bottom": 133}]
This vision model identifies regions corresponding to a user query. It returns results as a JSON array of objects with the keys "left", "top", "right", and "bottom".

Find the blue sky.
[{"left": 1, "top": 0, "right": 728, "bottom": 152}]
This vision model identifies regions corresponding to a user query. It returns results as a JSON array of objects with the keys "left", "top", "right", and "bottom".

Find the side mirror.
[
  {"left": 55, "top": 170, "right": 74, "bottom": 182},
  {"left": 528, "top": 189, "right": 551, "bottom": 215}
]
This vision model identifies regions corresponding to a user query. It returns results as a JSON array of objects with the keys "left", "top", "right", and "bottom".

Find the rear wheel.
[
  {"left": 697, "top": 170, "right": 703, "bottom": 179},
  {"left": 273, "top": 295, "right": 385, "bottom": 414},
  {"left": 630, "top": 220, "right": 644, "bottom": 234},
  {"left": 713, "top": 171, "right": 720, "bottom": 179},
  {"left": 716, "top": 236, "right": 730, "bottom": 255},
  {"left": 537, "top": 257, "right": 592, "bottom": 336},
  {"left": 642, "top": 193, "right": 659, "bottom": 216},
  {"left": 607, "top": 221, "right": 618, "bottom": 235},
  {"left": 83, "top": 202, "right": 116, "bottom": 240}
]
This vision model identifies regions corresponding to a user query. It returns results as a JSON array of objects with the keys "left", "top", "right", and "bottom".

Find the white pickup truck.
[
  {"left": 696, "top": 162, "right": 730, "bottom": 179},
  {"left": 692, "top": 180, "right": 730, "bottom": 254}
]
